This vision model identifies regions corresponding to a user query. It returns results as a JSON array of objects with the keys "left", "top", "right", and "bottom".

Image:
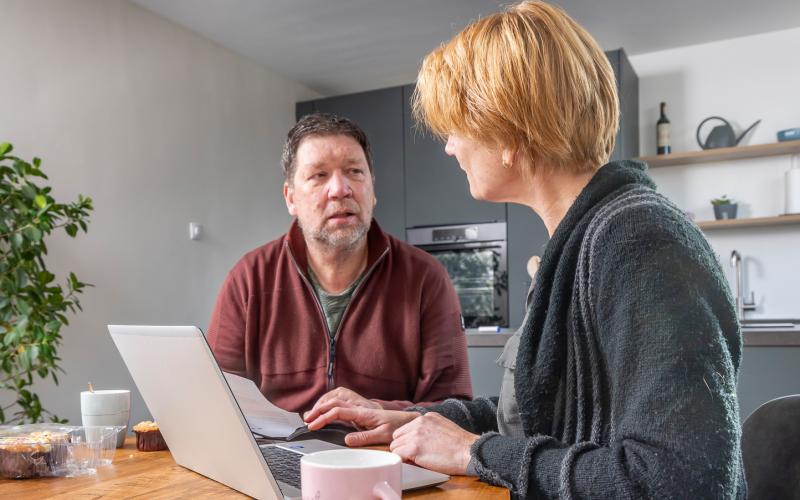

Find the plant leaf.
[
  {"left": 23, "top": 226, "right": 42, "bottom": 242},
  {"left": 0, "top": 144, "right": 94, "bottom": 424}
]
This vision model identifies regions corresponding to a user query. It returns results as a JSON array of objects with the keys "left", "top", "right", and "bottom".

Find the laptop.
[{"left": 108, "top": 325, "right": 449, "bottom": 499}]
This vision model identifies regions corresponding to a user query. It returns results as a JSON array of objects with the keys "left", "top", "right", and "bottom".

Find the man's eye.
[
  {"left": 349, "top": 168, "right": 365, "bottom": 175},
  {"left": 311, "top": 172, "right": 326, "bottom": 180}
]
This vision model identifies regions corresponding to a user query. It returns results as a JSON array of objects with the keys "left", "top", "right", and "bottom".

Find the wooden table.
[{"left": 1, "top": 437, "right": 509, "bottom": 499}]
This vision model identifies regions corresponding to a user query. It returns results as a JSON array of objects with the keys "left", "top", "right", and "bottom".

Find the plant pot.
[{"left": 713, "top": 203, "right": 738, "bottom": 220}]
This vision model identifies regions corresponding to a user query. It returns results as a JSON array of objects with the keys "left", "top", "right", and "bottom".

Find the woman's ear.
[{"left": 501, "top": 147, "right": 518, "bottom": 169}]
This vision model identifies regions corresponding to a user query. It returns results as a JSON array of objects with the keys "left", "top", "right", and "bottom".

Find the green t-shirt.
[{"left": 308, "top": 267, "right": 365, "bottom": 339}]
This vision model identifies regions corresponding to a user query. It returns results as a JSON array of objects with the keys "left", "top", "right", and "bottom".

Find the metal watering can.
[{"left": 696, "top": 116, "right": 761, "bottom": 150}]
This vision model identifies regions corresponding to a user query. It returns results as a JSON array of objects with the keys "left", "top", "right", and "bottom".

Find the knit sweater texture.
[{"left": 424, "top": 161, "right": 746, "bottom": 498}]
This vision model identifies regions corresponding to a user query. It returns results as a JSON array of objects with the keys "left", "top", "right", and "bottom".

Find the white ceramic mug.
[
  {"left": 80, "top": 389, "right": 131, "bottom": 448},
  {"left": 301, "top": 449, "right": 401, "bottom": 500}
]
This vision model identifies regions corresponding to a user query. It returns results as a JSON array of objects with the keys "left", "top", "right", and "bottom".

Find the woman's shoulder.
[
  {"left": 578, "top": 185, "right": 723, "bottom": 292},
  {"left": 586, "top": 185, "right": 706, "bottom": 248}
]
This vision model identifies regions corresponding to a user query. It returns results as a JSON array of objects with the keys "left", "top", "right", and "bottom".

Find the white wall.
[
  {"left": 0, "top": 0, "right": 318, "bottom": 424},
  {"left": 631, "top": 28, "right": 800, "bottom": 319}
]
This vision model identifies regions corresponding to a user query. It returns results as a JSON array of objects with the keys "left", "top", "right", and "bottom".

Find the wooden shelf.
[
  {"left": 637, "top": 141, "right": 800, "bottom": 167},
  {"left": 696, "top": 214, "right": 800, "bottom": 230}
]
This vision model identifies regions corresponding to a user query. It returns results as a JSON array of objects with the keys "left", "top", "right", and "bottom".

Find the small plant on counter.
[
  {"left": 0, "top": 142, "right": 93, "bottom": 424},
  {"left": 710, "top": 195, "right": 738, "bottom": 220},
  {"left": 710, "top": 195, "right": 734, "bottom": 206}
]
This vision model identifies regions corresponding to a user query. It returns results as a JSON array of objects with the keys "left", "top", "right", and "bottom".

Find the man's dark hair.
[{"left": 281, "top": 112, "right": 374, "bottom": 184}]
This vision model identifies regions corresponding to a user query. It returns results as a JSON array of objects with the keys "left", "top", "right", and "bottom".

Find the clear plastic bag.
[{"left": 0, "top": 423, "right": 123, "bottom": 479}]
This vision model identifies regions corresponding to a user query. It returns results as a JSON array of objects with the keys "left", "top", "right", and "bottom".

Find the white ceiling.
[{"left": 131, "top": 0, "right": 800, "bottom": 96}]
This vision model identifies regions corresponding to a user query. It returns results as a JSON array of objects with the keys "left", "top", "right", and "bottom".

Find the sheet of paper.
[{"left": 223, "top": 372, "right": 304, "bottom": 438}]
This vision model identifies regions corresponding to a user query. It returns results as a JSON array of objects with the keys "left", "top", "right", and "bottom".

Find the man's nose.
[{"left": 327, "top": 170, "right": 352, "bottom": 198}]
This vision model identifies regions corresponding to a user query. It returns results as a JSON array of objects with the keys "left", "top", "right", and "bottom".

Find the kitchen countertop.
[
  {"left": 466, "top": 323, "right": 800, "bottom": 347},
  {"left": 465, "top": 330, "right": 514, "bottom": 347}
]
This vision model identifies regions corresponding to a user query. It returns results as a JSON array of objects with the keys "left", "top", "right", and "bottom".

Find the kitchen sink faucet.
[{"left": 730, "top": 250, "right": 757, "bottom": 321}]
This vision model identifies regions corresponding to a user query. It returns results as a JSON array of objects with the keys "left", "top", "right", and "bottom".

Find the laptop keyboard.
[{"left": 261, "top": 446, "right": 302, "bottom": 489}]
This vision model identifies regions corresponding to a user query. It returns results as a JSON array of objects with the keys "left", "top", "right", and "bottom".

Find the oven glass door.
[{"left": 421, "top": 242, "right": 508, "bottom": 328}]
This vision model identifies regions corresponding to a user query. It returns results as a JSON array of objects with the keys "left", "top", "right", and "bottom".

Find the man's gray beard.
[{"left": 301, "top": 219, "right": 370, "bottom": 252}]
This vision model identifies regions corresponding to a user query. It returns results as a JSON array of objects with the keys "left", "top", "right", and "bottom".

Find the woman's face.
[{"left": 444, "top": 134, "right": 521, "bottom": 203}]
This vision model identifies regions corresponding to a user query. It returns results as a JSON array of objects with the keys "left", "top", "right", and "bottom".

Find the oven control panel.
[
  {"left": 406, "top": 222, "right": 506, "bottom": 246},
  {"left": 432, "top": 226, "right": 479, "bottom": 242}
]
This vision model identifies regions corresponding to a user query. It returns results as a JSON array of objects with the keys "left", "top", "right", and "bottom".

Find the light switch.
[{"left": 189, "top": 222, "right": 202, "bottom": 241}]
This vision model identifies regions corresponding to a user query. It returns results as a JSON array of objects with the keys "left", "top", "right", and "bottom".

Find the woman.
[{"left": 304, "top": 2, "right": 745, "bottom": 497}]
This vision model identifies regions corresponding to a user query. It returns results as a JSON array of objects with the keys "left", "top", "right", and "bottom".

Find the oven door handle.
[{"left": 416, "top": 241, "right": 505, "bottom": 252}]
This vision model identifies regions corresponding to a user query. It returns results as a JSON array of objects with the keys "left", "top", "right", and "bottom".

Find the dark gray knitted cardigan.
[{"left": 423, "top": 161, "right": 746, "bottom": 498}]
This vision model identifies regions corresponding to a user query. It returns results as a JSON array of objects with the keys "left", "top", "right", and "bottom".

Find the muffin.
[
  {"left": 27, "top": 431, "right": 70, "bottom": 471},
  {"left": 0, "top": 430, "right": 69, "bottom": 479},
  {"left": 132, "top": 421, "right": 168, "bottom": 451}
]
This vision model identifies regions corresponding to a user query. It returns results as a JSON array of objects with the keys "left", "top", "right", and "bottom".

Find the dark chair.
[{"left": 741, "top": 395, "right": 800, "bottom": 499}]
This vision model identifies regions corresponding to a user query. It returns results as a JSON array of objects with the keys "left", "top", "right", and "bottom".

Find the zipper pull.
[{"left": 327, "top": 343, "right": 336, "bottom": 386}]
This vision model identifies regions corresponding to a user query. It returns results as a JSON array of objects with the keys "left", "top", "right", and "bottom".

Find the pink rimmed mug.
[{"left": 301, "top": 449, "right": 401, "bottom": 500}]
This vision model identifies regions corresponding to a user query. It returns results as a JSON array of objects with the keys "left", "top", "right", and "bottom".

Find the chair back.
[{"left": 742, "top": 394, "right": 800, "bottom": 499}]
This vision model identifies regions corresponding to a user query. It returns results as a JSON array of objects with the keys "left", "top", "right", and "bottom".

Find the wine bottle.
[{"left": 657, "top": 102, "right": 671, "bottom": 155}]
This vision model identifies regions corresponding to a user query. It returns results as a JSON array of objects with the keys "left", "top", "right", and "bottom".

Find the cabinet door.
[
  {"left": 605, "top": 49, "right": 639, "bottom": 162},
  {"left": 402, "top": 85, "right": 506, "bottom": 228},
  {"left": 296, "top": 100, "right": 313, "bottom": 121},
  {"left": 301, "top": 88, "right": 406, "bottom": 240}
]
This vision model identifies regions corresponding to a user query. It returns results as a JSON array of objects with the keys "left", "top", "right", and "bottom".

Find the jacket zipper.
[{"left": 287, "top": 243, "right": 389, "bottom": 391}]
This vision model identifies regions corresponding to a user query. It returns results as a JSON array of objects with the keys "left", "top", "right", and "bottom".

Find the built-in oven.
[{"left": 407, "top": 222, "right": 508, "bottom": 329}]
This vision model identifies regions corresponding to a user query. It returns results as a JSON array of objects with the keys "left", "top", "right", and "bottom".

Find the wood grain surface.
[{"left": 0, "top": 437, "right": 509, "bottom": 499}]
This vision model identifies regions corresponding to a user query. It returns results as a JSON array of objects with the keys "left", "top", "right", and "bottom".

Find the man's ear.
[{"left": 283, "top": 181, "right": 297, "bottom": 216}]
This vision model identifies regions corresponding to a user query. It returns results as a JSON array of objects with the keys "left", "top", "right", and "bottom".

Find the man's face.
[{"left": 284, "top": 134, "right": 376, "bottom": 251}]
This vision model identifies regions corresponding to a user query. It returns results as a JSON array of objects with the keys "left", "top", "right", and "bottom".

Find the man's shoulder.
[
  {"left": 229, "top": 233, "right": 289, "bottom": 276},
  {"left": 386, "top": 234, "right": 446, "bottom": 272}
]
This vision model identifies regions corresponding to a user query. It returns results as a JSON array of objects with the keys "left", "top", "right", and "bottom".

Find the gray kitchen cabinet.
[
  {"left": 402, "top": 84, "right": 507, "bottom": 228},
  {"left": 295, "top": 100, "right": 313, "bottom": 121},
  {"left": 737, "top": 346, "right": 800, "bottom": 420},
  {"left": 296, "top": 88, "right": 406, "bottom": 240},
  {"left": 468, "top": 346, "right": 504, "bottom": 398},
  {"left": 605, "top": 48, "right": 639, "bottom": 162},
  {"left": 468, "top": 341, "right": 800, "bottom": 414}
]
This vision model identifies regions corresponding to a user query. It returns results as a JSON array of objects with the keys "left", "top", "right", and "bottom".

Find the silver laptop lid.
[{"left": 108, "top": 325, "right": 281, "bottom": 500}]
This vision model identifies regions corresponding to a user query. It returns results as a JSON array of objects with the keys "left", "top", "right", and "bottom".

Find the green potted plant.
[
  {"left": 711, "top": 195, "right": 738, "bottom": 220},
  {"left": 0, "top": 142, "right": 93, "bottom": 424}
]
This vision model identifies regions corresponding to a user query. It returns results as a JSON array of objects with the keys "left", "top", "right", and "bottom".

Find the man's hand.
[
  {"left": 389, "top": 412, "right": 478, "bottom": 476},
  {"left": 304, "top": 387, "right": 382, "bottom": 423},
  {"left": 306, "top": 406, "right": 421, "bottom": 447}
]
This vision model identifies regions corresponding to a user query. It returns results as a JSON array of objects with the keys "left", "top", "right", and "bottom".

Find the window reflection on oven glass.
[{"left": 432, "top": 249, "right": 505, "bottom": 327}]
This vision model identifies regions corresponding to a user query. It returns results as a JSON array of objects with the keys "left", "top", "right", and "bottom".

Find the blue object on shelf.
[
  {"left": 777, "top": 128, "right": 800, "bottom": 142},
  {"left": 477, "top": 326, "right": 502, "bottom": 332}
]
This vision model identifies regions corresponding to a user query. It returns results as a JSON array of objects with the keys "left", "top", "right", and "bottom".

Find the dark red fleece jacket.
[{"left": 207, "top": 220, "right": 473, "bottom": 413}]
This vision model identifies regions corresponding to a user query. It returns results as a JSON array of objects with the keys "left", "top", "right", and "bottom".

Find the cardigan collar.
[{"left": 515, "top": 160, "right": 655, "bottom": 436}]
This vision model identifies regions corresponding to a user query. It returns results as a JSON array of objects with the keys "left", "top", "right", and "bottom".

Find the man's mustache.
[{"left": 324, "top": 202, "right": 361, "bottom": 218}]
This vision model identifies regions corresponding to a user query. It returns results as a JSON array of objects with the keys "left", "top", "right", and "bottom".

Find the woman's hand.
[
  {"left": 303, "top": 387, "right": 382, "bottom": 423},
  {"left": 390, "top": 412, "right": 479, "bottom": 476},
  {"left": 306, "top": 406, "right": 421, "bottom": 447}
]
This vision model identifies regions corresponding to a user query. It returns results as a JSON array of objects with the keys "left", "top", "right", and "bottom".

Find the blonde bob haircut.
[{"left": 413, "top": 1, "right": 619, "bottom": 173}]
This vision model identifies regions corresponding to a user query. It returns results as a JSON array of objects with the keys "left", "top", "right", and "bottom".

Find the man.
[{"left": 207, "top": 113, "right": 473, "bottom": 415}]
